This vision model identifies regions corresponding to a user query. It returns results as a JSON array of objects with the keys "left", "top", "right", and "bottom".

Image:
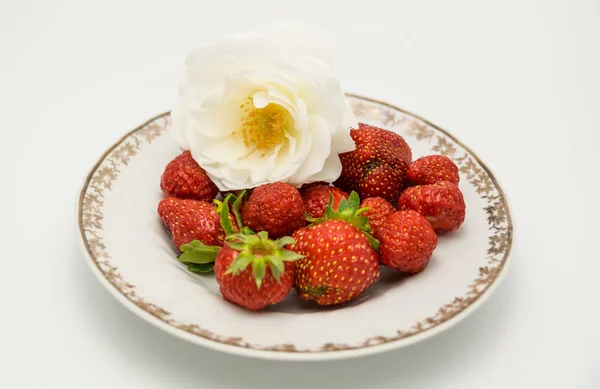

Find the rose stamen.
[{"left": 240, "top": 97, "right": 289, "bottom": 157}]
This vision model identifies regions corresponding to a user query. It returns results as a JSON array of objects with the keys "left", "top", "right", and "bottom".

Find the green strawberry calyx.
[
  {"left": 225, "top": 231, "right": 304, "bottom": 289},
  {"left": 308, "top": 191, "right": 380, "bottom": 251},
  {"left": 178, "top": 240, "right": 220, "bottom": 273},
  {"left": 215, "top": 190, "right": 254, "bottom": 236}
]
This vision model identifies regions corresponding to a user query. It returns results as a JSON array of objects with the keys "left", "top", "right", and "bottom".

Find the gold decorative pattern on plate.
[{"left": 78, "top": 95, "right": 513, "bottom": 353}]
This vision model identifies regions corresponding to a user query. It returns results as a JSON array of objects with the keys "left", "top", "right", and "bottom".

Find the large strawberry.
[
  {"left": 335, "top": 123, "right": 412, "bottom": 203},
  {"left": 214, "top": 232, "right": 303, "bottom": 310},
  {"left": 398, "top": 181, "right": 466, "bottom": 233},
  {"left": 360, "top": 197, "right": 394, "bottom": 237},
  {"left": 158, "top": 197, "right": 231, "bottom": 249},
  {"left": 241, "top": 182, "right": 306, "bottom": 238},
  {"left": 160, "top": 150, "right": 219, "bottom": 201},
  {"left": 378, "top": 210, "right": 438, "bottom": 273},
  {"left": 289, "top": 192, "right": 380, "bottom": 306},
  {"left": 407, "top": 155, "right": 460, "bottom": 186},
  {"left": 301, "top": 184, "right": 348, "bottom": 218}
]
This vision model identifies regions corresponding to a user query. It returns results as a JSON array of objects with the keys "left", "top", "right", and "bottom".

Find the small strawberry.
[
  {"left": 158, "top": 197, "right": 231, "bottom": 249},
  {"left": 160, "top": 150, "right": 219, "bottom": 201},
  {"left": 398, "top": 181, "right": 466, "bottom": 233},
  {"left": 360, "top": 197, "right": 395, "bottom": 237},
  {"left": 214, "top": 232, "right": 303, "bottom": 310},
  {"left": 289, "top": 192, "right": 381, "bottom": 306},
  {"left": 301, "top": 184, "right": 348, "bottom": 218},
  {"left": 378, "top": 210, "right": 438, "bottom": 273},
  {"left": 241, "top": 182, "right": 306, "bottom": 238},
  {"left": 172, "top": 192, "right": 244, "bottom": 274},
  {"left": 335, "top": 123, "right": 412, "bottom": 203},
  {"left": 407, "top": 155, "right": 460, "bottom": 186}
]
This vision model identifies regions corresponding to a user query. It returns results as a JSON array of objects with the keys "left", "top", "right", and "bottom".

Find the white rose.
[{"left": 170, "top": 23, "right": 358, "bottom": 191}]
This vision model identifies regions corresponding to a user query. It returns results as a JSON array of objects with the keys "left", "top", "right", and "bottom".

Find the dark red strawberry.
[
  {"left": 158, "top": 197, "right": 234, "bottom": 249},
  {"left": 360, "top": 197, "right": 394, "bottom": 237},
  {"left": 160, "top": 150, "right": 219, "bottom": 201},
  {"left": 378, "top": 210, "right": 438, "bottom": 273},
  {"left": 407, "top": 155, "right": 460, "bottom": 185},
  {"left": 241, "top": 182, "right": 306, "bottom": 238},
  {"left": 214, "top": 232, "right": 302, "bottom": 310},
  {"left": 335, "top": 123, "right": 412, "bottom": 203},
  {"left": 301, "top": 185, "right": 348, "bottom": 218},
  {"left": 398, "top": 181, "right": 466, "bottom": 233}
]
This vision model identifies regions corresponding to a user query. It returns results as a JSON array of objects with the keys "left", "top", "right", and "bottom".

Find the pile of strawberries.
[{"left": 158, "top": 123, "right": 466, "bottom": 311}]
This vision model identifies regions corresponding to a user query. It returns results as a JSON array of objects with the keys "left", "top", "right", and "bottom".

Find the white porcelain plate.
[{"left": 77, "top": 95, "right": 513, "bottom": 361}]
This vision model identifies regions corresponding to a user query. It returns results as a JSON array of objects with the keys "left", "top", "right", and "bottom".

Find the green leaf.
[
  {"left": 279, "top": 249, "right": 305, "bottom": 261},
  {"left": 336, "top": 194, "right": 350, "bottom": 213},
  {"left": 225, "top": 251, "right": 253, "bottom": 276},
  {"left": 345, "top": 191, "right": 361, "bottom": 210},
  {"left": 186, "top": 262, "right": 214, "bottom": 273},
  {"left": 231, "top": 190, "right": 246, "bottom": 230},
  {"left": 252, "top": 258, "right": 266, "bottom": 289},
  {"left": 355, "top": 207, "right": 369, "bottom": 216},
  {"left": 178, "top": 241, "right": 220, "bottom": 264},
  {"left": 268, "top": 261, "right": 282, "bottom": 283},
  {"left": 215, "top": 196, "right": 237, "bottom": 236},
  {"left": 257, "top": 230, "right": 269, "bottom": 241},
  {"left": 275, "top": 236, "right": 296, "bottom": 248},
  {"left": 363, "top": 231, "right": 380, "bottom": 251},
  {"left": 227, "top": 233, "right": 258, "bottom": 245},
  {"left": 269, "top": 256, "right": 285, "bottom": 274},
  {"left": 225, "top": 240, "right": 247, "bottom": 251}
]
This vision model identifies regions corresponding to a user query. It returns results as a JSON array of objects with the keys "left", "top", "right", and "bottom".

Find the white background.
[{"left": 1, "top": 0, "right": 599, "bottom": 388}]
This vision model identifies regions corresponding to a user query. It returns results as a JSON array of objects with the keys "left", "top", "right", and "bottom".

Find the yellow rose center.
[{"left": 239, "top": 97, "right": 290, "bottom": 156}]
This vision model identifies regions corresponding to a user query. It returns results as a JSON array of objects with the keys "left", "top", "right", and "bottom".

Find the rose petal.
[{"left": 288, "top": 115, "right": 331, "bottom": 185}]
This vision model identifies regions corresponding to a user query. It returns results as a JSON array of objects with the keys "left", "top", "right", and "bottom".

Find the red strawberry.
[
  {"left": 302, "top": 185, "right": 348, "bottom": 218},
  {"left": 241, "top": 182, "right": 306, "bottom": 238},
  {"left": 160, "top": 150, "right": 219, "bottom": 201},
  {"left": 398, "top": 182, "right": 466, "bottom": 233},
  {"left": 300, "top": 181, "right": 328, "bottom": 191},
  {"left": 158, "top": 197, "right": 233, "bottom": 249},
  {"left": 407, "top": 155, "right": 460, "bottom": 186},
  {"left": 335, "top": 123, "right": 412, "bottom": 203},
  {"left": 289, "top": 192, "right": 381, "bottom": 306},
  {"left": 360, "top": 197, "right": 394, "bottom": 237},
  {"left": 290, "top": 219, "right": 380, "bottom": 306},
  {"left": 214, "top": 232, "right": 302, "bottom": 310},
  {"left": 378, "top": 210, "right": 438, "bottom": 273}
]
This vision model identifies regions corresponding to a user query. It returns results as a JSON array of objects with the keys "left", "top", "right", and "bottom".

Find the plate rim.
[{"left": 76, "top": 94, "right": 514, "bottom": 361}]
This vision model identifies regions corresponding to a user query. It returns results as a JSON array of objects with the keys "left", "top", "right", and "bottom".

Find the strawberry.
[
  {"left": 377, "top": 210, "right": 438, "bottom": 273},
  {"left": 407, "top": 155, "right": 460, "bottom": 186},
  {"left": 360, "top": 197, "right": 394, "bottom": 237},
  {"left": 171, "top": 192, "right": 244, "bottom": 274},
  {"left": 301, "top": 185, "right": 348, "bottom": 218},
  {"left": 335, "top": 123, "right": 412, "bottom": 203},
  {"left": 214, "top": 232, "right": 303, "bottom": 310},
  {"left": 241, "top": 182, "right": 306, "bottom": 238},
  {"left": 289, "top": 192, "right": 381, "bottom": 306},
  {"left": 160, "top": 150, "right": 219, "bottom": 201},
  {"left": 158, "top": 198, "right": 229, "bottom": 249},
  {"left": 398, "top": 181, "right": 466, "bottom": 233}
]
